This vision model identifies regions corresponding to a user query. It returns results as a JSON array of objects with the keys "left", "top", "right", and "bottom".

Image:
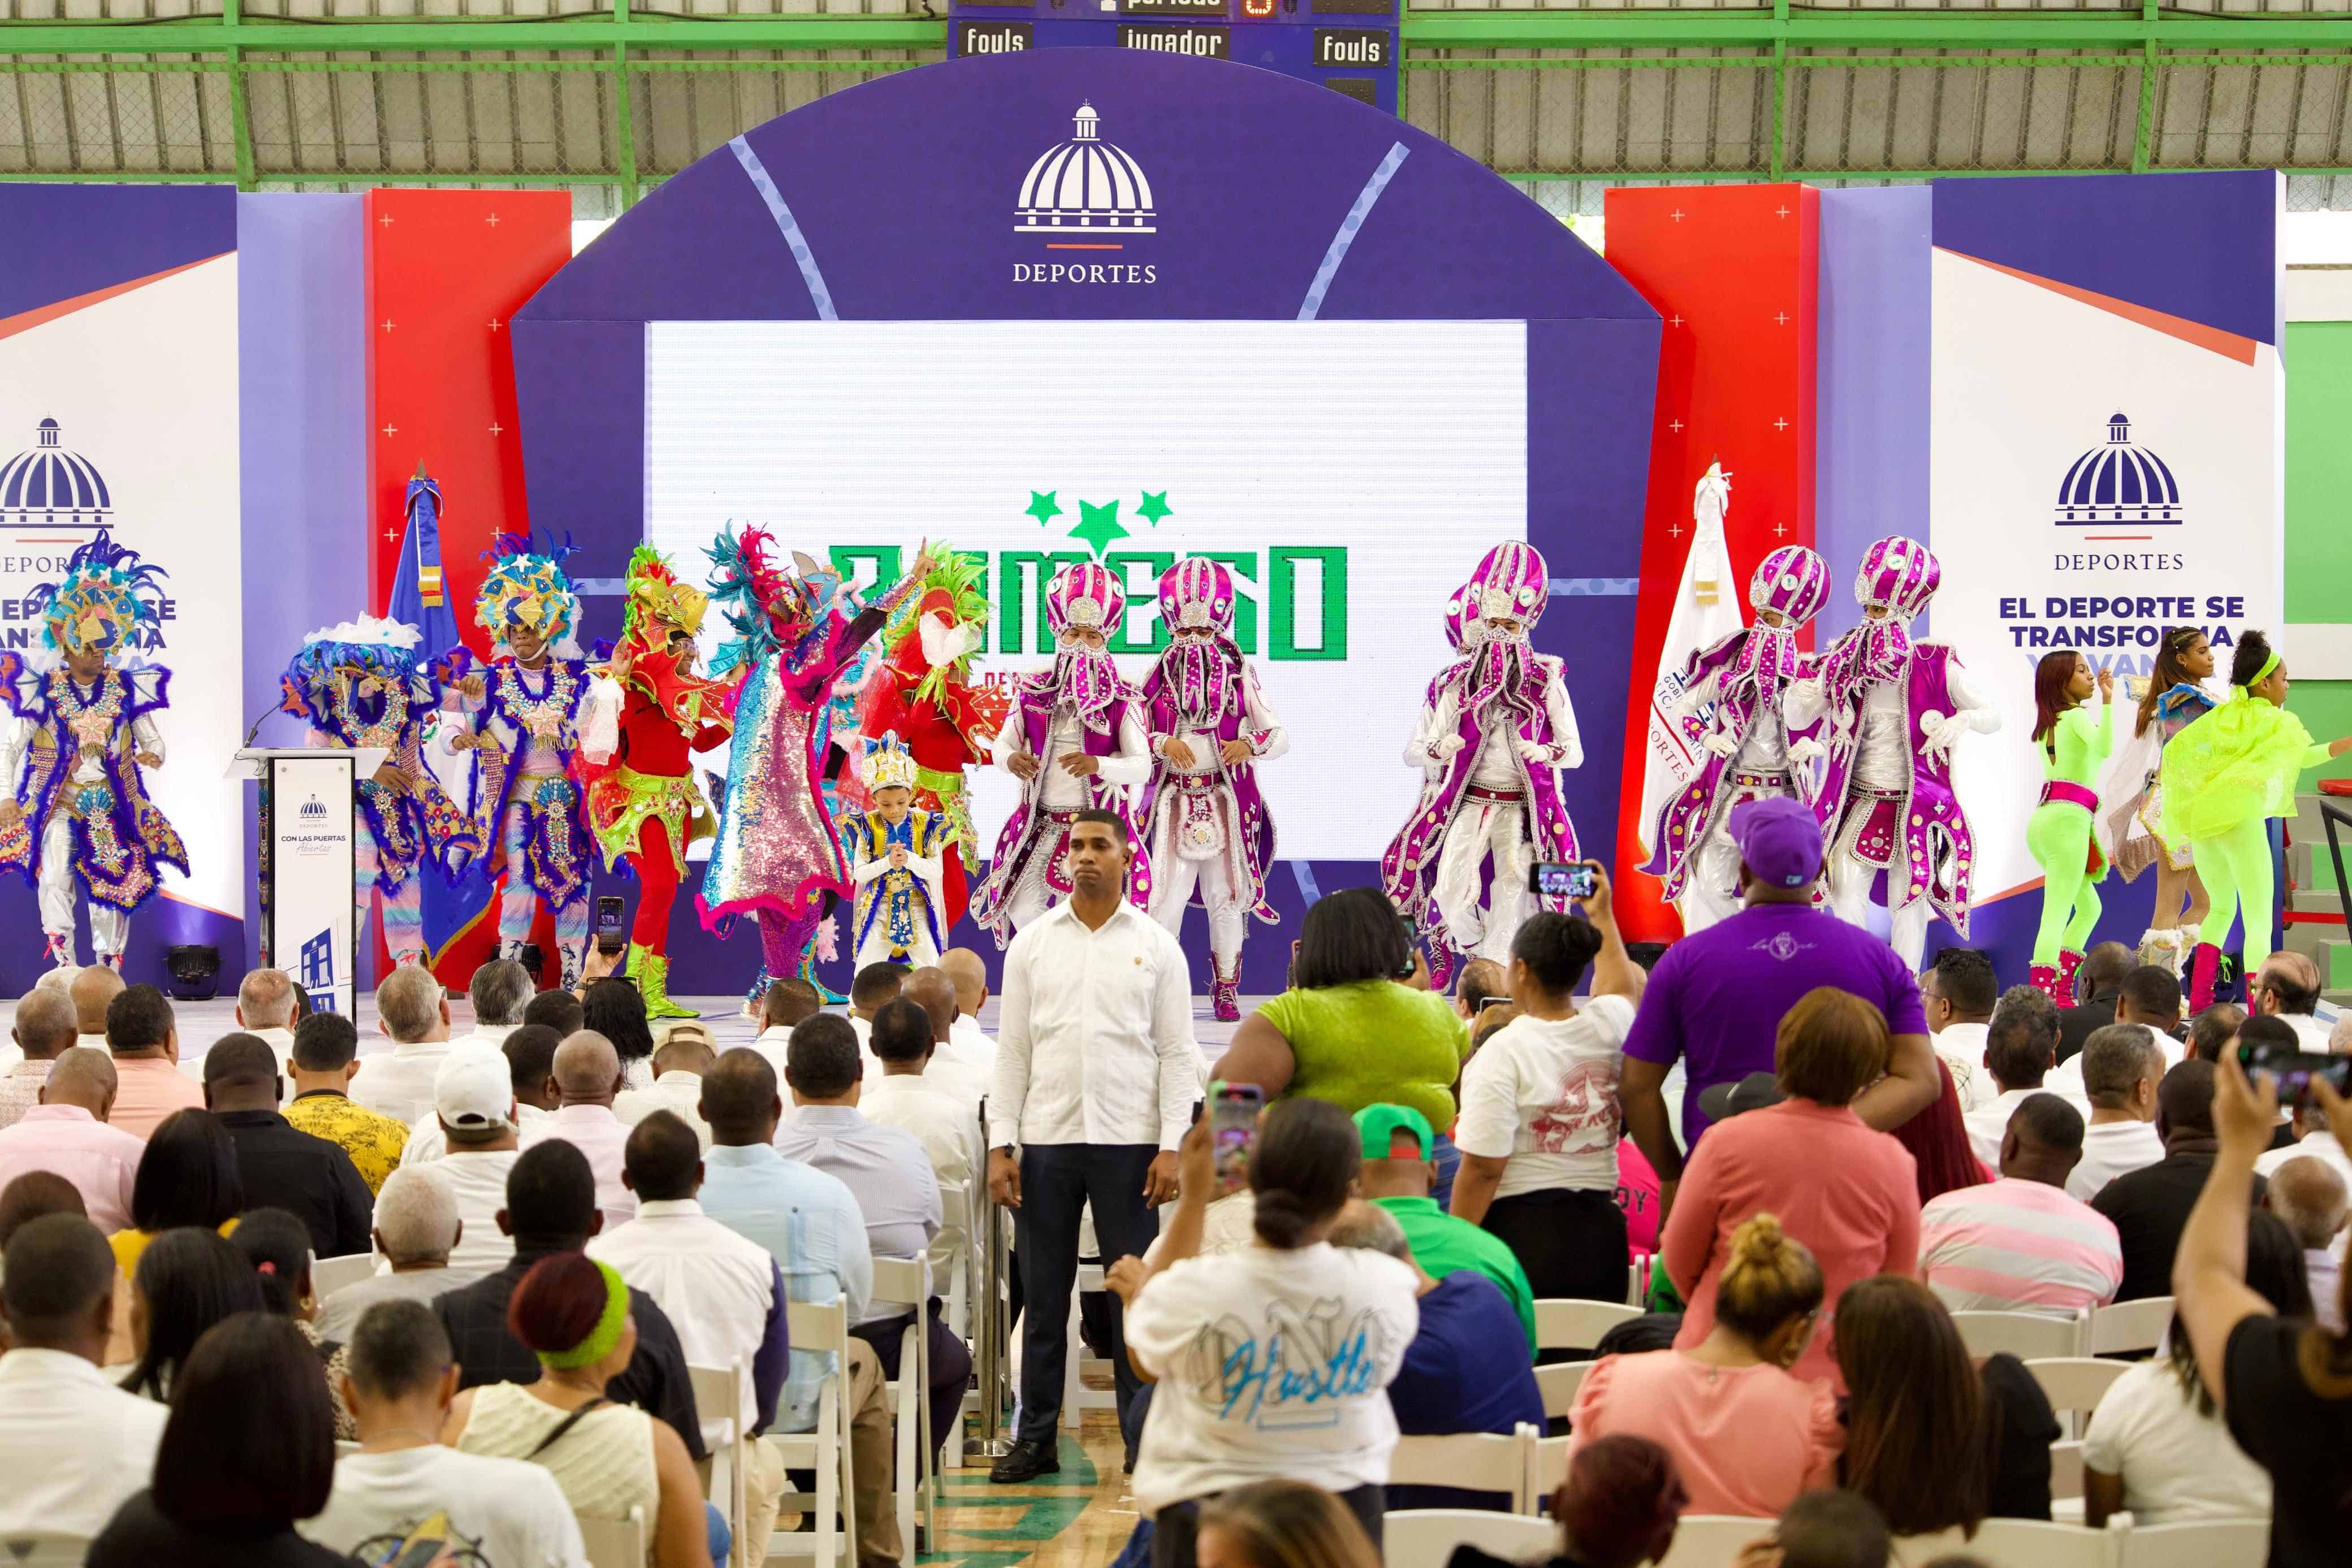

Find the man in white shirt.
[
  {"left": 1920, "top": 947, "right": 1998, "bottom": 1111},
  {"left": 0, "top": 1047, "right": 141, "bottom": 1231},
  {"left": 179, "top": 967, "right": 298, "bottom": 1095},
  {"left": 2068, "top": 1024, "right": 2169, "bottom": 1202},
  {"left": 2256, "top": 1091, "right": 2352, "bottom": 1188},
  {"left": 411, "top": 1049, "right": 523, "bottom": 1276},
  {"left": 862, "top": 997, "right": 983, "bottom": 1289},
  {"left": 846, "top": 963, "right": 906, "bottom": 1058},
  {"left": 2251, "top": 951, "right": 2335, "bottom": 1052},
  {"left": 401, "top": 1021, "right": 560, "bottom": 1166},
  {"left": 901, "top": 967, "right": 990, "bottom": 1103},
  {"left": 0, "top": 1214, "right": 169, "bottom": 1535},
  {"left": 1963, "top": 985, "right": 2069, "bottom": 1169},
  {"left": 2265, "top": 1154, "right": 2349, "bottom": 1333},
  {"left": 941, "top": 946, "right": 996, "bottom": 1064},
  {"left": 321, "top": 1163, "right": 478, "bottom": 1340},
  {"left": 456, "top": 958, "right": 534, "bottom": 1050},
  {"left": 747, "top": 976, "right": 820, "bottom": 1083},
  {"left": 1921, "top": 1092, "right": 2124, "bottom": 1314},
  {"left": 518, "top": 1029, "right": 634, "bottom": 1231},
  {"left": 349, "top": 964, "right": 456, "bottom": 1127},
  {"left": 301, "top": 1297, "right": 586, "bottom": 1565},
  {"left": 68, "top": 962, "right": 122, "bottom": 1054},
  {"left": 987, "top": 809, "right": 1198, "bottom": 1483},
  {"left": 615, "top": 1030, "right": 714, "bottom": 1150}
]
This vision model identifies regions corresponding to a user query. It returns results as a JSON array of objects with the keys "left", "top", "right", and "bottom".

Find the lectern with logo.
[{"left": 229, "top": 747, "right": 386, "bottom": 1020}]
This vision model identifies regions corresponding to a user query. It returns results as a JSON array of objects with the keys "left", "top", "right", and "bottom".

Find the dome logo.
[
  {"left": 2053, "top": 413, "right": 2182, "bottom": 528},
  {"left": 1013, "top": 103, "right": 1161, "bottom": 286},
  {"left": 0, "top": 418, "right": 115, "bottom": 534}
]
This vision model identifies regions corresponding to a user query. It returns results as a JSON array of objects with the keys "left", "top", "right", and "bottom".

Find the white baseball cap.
[{"left": 434, "top": 1046, "right": 516, "bottom": 1134}]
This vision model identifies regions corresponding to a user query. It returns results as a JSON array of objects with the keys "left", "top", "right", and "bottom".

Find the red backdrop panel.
[{"left": 1603, "top": 185, "right": 1819, "bottom": 943}]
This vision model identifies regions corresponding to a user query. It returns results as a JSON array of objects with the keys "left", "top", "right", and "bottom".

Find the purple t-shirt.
[{"left": 1622, "top": 902, "right": 1927, "bottom": 1146}]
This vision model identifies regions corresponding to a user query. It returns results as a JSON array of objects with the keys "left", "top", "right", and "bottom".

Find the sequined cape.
[{"left": 0, "top": 657, "right": 186, "bottom": 914}]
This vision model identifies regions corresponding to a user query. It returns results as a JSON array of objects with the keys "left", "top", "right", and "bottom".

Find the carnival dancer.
[
  {"left": 970, "top": 562, "right": 1155, "bottom": 941},
  {"left": 1640, "top": 545, "right": 1831, "bottom": 934},
  {"left": 1137, "top": 557, "right": 1286, "bottom": 1020},
  {"left": 441, "top": 534, "right": 595, "bottom": 988},
  {"left": 280, "top": 616, "right": 479, "bottom": 970},
  {"left": 1381, "top": 541, "right": 1581, "bottom": 987},
  {"left": 846, "top": 733, "right": 950, "bottom": 968},
  {"left": 2098, "top": 625, "right": 2219, "bottom": 973},
  {"left": 0, "top": 530, "right": 186, "bottom": 970},
  {"left": 2026, "top": 651, "right": 2118, "bottom": 1006},
  {"left": 1794, "top": 535, "right": 2000, "bottom": 971},
  {"left": 697, "top": 528, "right": 935, "bottom": 1004},
  {"left": 578, "top": 546, "right": 734, "bottom": 1019},
  {"left": 2161, "top": 629, "right": 2352, "bottom": 1011}
]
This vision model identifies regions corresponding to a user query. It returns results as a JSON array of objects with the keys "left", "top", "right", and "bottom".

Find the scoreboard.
[{"left": 949, "top": 0, "right": 1400, "bottom": 116}]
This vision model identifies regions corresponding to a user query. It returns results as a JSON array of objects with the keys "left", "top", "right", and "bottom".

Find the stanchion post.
[{"left": 967, "top": 1099, "right": 1015, "bottom": 1461}]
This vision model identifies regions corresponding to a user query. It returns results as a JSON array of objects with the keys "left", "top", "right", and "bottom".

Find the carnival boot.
[
  {"left": 799, "top": 945, "right": 847, "bottom": 1007},
  {"left": 2056, "top": 948, "right": 2086, "bottom": 1008},
  {"left": 1210, "top": 955, "right": 1243, "bottom": 1024},
  {"left": 628, "top": 941, "right": 699, "bottom": 1020},
  {"left": 42, "top": 932, "right": 71, "bottom": 969},
  {"left": 741, "top": 968, "right": 772, "bottom": 1022},
  {"left": 1425, "top": 939, "right": 1458, "bottom": 993},
  {"left": 2029, "top": 962, "right": 2065, "bottom": 1006},
  {"left": 2188, "top": 942, "right": 2224, "bottom": 1013}
]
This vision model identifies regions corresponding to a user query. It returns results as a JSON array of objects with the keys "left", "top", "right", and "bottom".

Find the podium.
[{"left": 229, "top": 747, "right": 386, "bottom": 1019}]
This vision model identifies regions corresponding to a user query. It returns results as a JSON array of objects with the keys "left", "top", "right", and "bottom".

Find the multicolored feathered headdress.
[
  {"left": 279, "top": 616, "right": 427, "bottom": 719},
  {"left": 476, "top": 531, "right": 581, "bottom": 653},
  {"left": 704, "top": 524, "right": 851, "bottom": 678},
  {"left": 861, "top": 731, "right": 919, "bottom": 794},
  {"left": 618, "top": 545, "right": 708, "bottom": 657},
  {"left": 32, "top": 529, "right": 166, "bottom": 660},
  {"left": 883, "top": 546, "right": 990, "bottom": 707}
]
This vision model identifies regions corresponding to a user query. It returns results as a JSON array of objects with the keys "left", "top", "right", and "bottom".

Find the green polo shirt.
[{"left": 1374, "top": 1194, "right": 1537, "bottom": 1354}]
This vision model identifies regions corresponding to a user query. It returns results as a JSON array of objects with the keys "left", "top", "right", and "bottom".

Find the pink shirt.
[
  {"left": 105, "top": 1057, "right": 206, "bottom": 1142},
  {"left": 1568, "top": 1350, "right": 1841, "bottom": 1518},
  {"left": 0, "top": 1105, "right": 144, "bottom": 1232},
  {"left": 520, "top": 1103, "right": 635, "bottom": 1233},
  {"left": 1918, "top": 1177, "right": 2123, "bottom": 1314},
  {"left": 1664, "top": 1098, "right": 1919, "bottom": 1392},
  {"left": 1616, "top": 1139, "right": 1661, "bottom": 1258}
]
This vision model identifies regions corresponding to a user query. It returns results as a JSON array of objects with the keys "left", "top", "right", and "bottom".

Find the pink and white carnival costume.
[
  {"left": 1138, "top": 558, "right": 1287, "bottom": 1021},
  {"left": 1793, "top": 536, "right": 2000, "bottom": 969},
  {"left": 1641, "top": 545, "right": 1832, "bottom": 933},
  {"left": 969, "top": 562, "right": 1155, "bottom": 942},
  {"left": 1382, "top": 542, "right": 1581, "bottom": 982}
]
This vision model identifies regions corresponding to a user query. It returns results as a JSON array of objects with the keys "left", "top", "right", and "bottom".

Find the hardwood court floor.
[{"left": 923, "top": 1420, "right": 1141, "bottom": 1568}]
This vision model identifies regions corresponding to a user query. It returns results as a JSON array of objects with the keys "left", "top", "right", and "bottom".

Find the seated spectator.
[
  {"left": 86, "top": 1314, "right": 349, "bottom": 1568},
  {"left": 403, "top": 1021, "right": 563, "bottom": 1166},
  {"left": 2256, "top": 1057, "right": 2352, "bottom": 1187},
  {"left": 1664, "top": 989, "right": 1919, "bottom": 1391},
  {"left": 2238, "top": 1013, "right": 2308, "bottom": 1151},
  {"left": 1919, "top": 1092, "right": 2123, "bottom": 1314},
  {"left": 1891, "top": 1058, "right": 1992, "bottom": 1206},
  {"left": 1733, "top": 1491, "right": 1892, "bottom": 1568},
  {"left": 2067, "top": 1023, "right": 2169, "bottom": 1201},
  {"left": 862, "top": 995, "right": 983, "bottom": 1281},
  {"left": 70, "top": 963, "right": 124, "bottom": 1052},
  {"left": 103, "top": 983, "right": 203, "bottom": 1140},
  {"left": 1451, "top": 881, "right": 1644, "bottom": 1305},
  {"left": 317, "top": 1163, "right": 474, "bottom": 1340},
  {"left": 2265, "top": 1154, "right": 2347, "bottom": 1333},
  {"left": 1354, "top": 1102, "right": 1533, "bottom": 1353},
  {"left": 433, "top": 1140, "right": 705, "bottom": 1463},
  {"left": 460, "top": 958, "right": 534, "bottom": 1049},
  {"left": 520, "top": 1029, "right": 635, "bottom": 1231},
  {"left": 202, "top": 1033, "right": 372, "bottom": 1260},
  {"left": 896, "top": 968, "right": 991, "bottom": 1103},
  {"left": 233, "top": 1205, "right": 357, "bottom": 1439},
  {"left": 1113, "top": 1103, "right": 1418, "bottom": 1568},
  {"left": 278, "top": 1012, "right": 409, "bottom": 1195},
  {"left": 2113, "top": 962, "right": 2190, "bottom": 1048},
  {"left": 1962, "top": 985, "right": 2066, "bottom": 1167},
  {"left": 2185, "top": 1002, "right": 2245, "bottom": 1064},
  {"left": 408, "top": 1047, "right": 524, "bottom": 1276},
  {"left": 940, "top": 946, "right": 997, "bottom": 1062},
  {"left": 110, "top": 1107, "right": 243, "bottom": 1277},
  {"left": 290, "top": 980, "right": 313, "bottom": 1021},
  {"left": 0, "top": 1214, "right": 168, "bottom": 1536},
  {"left": 1455, "top": 957, "right": 1507, "bottom": 1020},
  {"left": 1834, "top": 1275, "right": 2060, "bottom": 1535},
  {"left": 2083, "top": 1207, "right": 2307, "bottom": 1528},
  {"left": 230, "top": 966, "right": 300, "bottom": 1081},
  {"left": 2051, "top": 1000, "right": 2174, "bottom": 1110},
  {"left": 615, "top": 1028, "right": 716, "bottom": 1149},
  {"left": 447, "top": 1252, "right": 716, "bottom": 1567},
  {"left": 303, "top": 1298, "right": 585, "bottom": 1562},
  {"left": 1921, "top": 947, "right": 1999, "bottom": 1112},
  {"left": 1446, "top": 1435, "right": 1687, "bottom": 1568},
  {"left": 0, "top": 985, "right": 75, "bottom": 1129},
  {"left": 116, "top": 1227, "right": 263, "bottom": 1401},
  {"left": 1571, "top": 1213, "right": 1837, "bottom": 1517},
  {"left": 2250, "top": 951, "right": 2332, "bottom": 1051},
  {"left": 1325, "top": 1199, "right": 1542, "bottom": 1511},
  {"left": 0, "top": 1045, "right": 141, "bottom": 1231},
  {"left": 582, "top": 976, "right": 658, "bottom": 1091},
  {"left": 749, "top": 976, "right": 821, "bottom": 1080},
  {"left": 846, "top": 961, "right": 909, "bottom": 1054},
  {"left": 1195, "top": 1479, "right": 1383, "bottom": 1568},
  {"left": 349, "top": 965, "right": 457, "bottom": 1126},
  {"left": 0, "top": 1168, "right": 85, "bottom": 1242},
  {"left": 2059, "top": 942, "right": 2135, "bottom": 1062},
  {"left": 2092, "top": 1058, "right": 2268, "bottom": 1302},
  {"left": 522, "top": 987, "right": 585, "bottom": 1041}
]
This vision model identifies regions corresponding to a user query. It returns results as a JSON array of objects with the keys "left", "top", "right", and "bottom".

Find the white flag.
[{"left": 1636, "top": 462, "right": 1746, "bottom": 857}]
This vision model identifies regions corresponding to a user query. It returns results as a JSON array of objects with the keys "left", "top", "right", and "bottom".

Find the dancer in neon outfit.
[
  {"left": 2099, "top": 625, "right": 2220, "bottom": 973},
  {"left": 2026, "top": 650, "right": 2117, "bottom": 1006}
]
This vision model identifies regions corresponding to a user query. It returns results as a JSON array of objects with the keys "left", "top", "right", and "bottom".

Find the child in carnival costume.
[
  {"left": 1138, "top": 557, "right": 1287, "bottom": 1021},
  {"left": 578, "top": 547, "right": 735, "bottom": 1019},
  {"left": 1640, "top": 545, "right": 1832, "bottom": 934},
  {"left": 440, "top": 533, "right": 595, "bottom": 989},
  {"left": 0, "top": 530, "right": 187, "bottom": 971},
  {"left": 280, "top": 615, "right": 480, "bottom": 969},
  {"left": 695, "top": 527, "right": 935, "bottom": 1004},
  {"left": 1382, "top": 541, "right": 1582, "bottom": 987},
  {"left": 846, "top": 732, "right": 952, "bottom": 968}
]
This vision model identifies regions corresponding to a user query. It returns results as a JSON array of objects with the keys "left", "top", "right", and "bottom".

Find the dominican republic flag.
[{"left": 1635, "top": 462, "right": 1745, "bottom": 860}]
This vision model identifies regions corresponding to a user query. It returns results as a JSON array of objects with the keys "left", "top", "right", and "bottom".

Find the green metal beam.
[{"left": 0, "top": 14, "right": 944, "bottom": 55}]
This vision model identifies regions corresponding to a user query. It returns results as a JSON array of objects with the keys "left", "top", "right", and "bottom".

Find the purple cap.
[{"left": 1728, "top": 795, "right": 1823, "bottom": 889}]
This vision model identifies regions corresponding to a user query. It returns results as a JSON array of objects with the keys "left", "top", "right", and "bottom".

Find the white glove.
[
  {"left": 1923, "top": 713, "right": 1971, "bottom": 764},
  {"left": 1516, "top": 738, "right": 1553, "bottom": 766},
  {"left": 1433, "top": 735, "right": 1468, "bottom": 760},
  {"left": 1787, "top": 737, "right": 1824, "bottom": 767},
  {"left": 1701, "top": 730, "right": 1740, "bottom": 760}
]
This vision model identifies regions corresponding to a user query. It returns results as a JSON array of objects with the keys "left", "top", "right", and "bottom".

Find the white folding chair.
[
  {"left": 1532, "top": 1361, "right": 1590, "bottom": 1423},
  {"left": 1527, "top": 1432, "right": 1568, "bottom": 1505},
  {"left": 2050, "top": 1438, "right": 2086, "bottom": 1502},
  {"left": 1060, "top": 1259, "right": 1118, "bottom": 1430},
  {"left": 1952, "top": 1307, "right": 2089, "bottom": 1361},
  {"left": 577, "top": 1505, "right": 648, "bottom": 1568},
  {"left": 2116, "top": 1516, "right": 2271, "bottom": 1568},
  {"left": 688, "top": 1358, "right": 751, "bottom": 1561},
  {"left": 1532, "top": 1298, "right": 1642, "bottom": 1355},
  {"left": 312, "top": 1251, "right": 376, "bottom": 1297},
  {"left": 765, "top": 1296, "right": 858, "bottom": 1566},
  {"left": 1382, "top": 1509, "right": 1558, "bottom": 1568},
  {"left": 936, "top": 1177, "right": 975, "bottom": 1472},
  {"left": 871, "top": 1255, "right": 936, "bottom": 1550},
  {"left": 1956, "top": 1517, "right": 2123, "bottom": 1568},
  {"left": 2089, "top": 1297, "right": 2175, "bottom": 1357},
  {"left": 1655, "top": 1514, "right": 1776, "bottom": 1568},
  {"left": 0, "top": 1533, "right": 89, "bottom": 1568},
  {"left": 1386, "top": 1424, "right": 1536, "bottom": 1514},
  {"left": 2027, "top": 1357, "right": 2131, "bottom": 1439}
]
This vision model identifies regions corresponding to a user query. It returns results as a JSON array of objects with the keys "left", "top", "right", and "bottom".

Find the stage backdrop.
[{"left": 513, "top": 46, "right": 1663, "bottom": 993}]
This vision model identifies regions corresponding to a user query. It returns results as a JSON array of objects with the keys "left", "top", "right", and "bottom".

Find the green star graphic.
[
  {"left": 1135, "top": 490, "right": 1172, "bottom": 526},
  {"left": 1069, "top": 499, "right": 1127, "bottom": 556},
  {"left": 1023, "top": 490, "right": 1063, "bottom": 526}
]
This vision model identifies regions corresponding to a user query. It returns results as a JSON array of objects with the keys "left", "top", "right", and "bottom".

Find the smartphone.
[
  {"left": 1530, "top": 860, "right": 1598, "bottom": 901},
  {"left": 2239, "top": 1039, "right": 2352, "bottom": 1105},
  {"left": 1395, "top": 916, "right": 1421, "bottom": 980},
  {"left": 595, "top": 895, "right": 626, "bottom": 955},
  {"left": 1208, "top": 1080, "right": 1264, "bottom": 1196}
]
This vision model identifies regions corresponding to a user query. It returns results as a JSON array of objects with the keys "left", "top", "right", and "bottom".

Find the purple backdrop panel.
[
  {"left": 1931, "top": 171, "right": 2282, "bottom": 350},
  {"left": 1815, "top": 187, "right": 1930, "bottom": 649},
  {"left": 0, "top": 185, "right": 237, "bottom": 323}
]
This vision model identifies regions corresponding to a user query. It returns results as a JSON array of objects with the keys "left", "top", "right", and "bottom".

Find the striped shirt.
[{"left": 1918, "top": 1176, "right": 2124, "bottom": 1315}]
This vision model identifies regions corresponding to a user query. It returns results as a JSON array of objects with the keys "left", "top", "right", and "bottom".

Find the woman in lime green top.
[
  {"left": 2162, "top": 629, "right": 2352, "bottom": 1010},
  {"left": 1212, "top": 887, "right": 1471, "bottom": 1193},
  {"left": 2026, "top": 651, "right": 2117, "bottom": 1005}
]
